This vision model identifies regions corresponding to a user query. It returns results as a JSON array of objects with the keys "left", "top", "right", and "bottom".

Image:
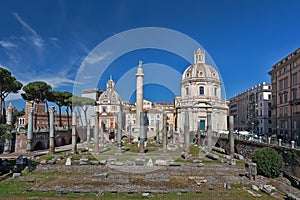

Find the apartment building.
[
  {"left": 229, "top": 82, "right": 272, "bottom": 135},
  {"left": 268, "top": 48, "right": 300, "bottom": 142}
]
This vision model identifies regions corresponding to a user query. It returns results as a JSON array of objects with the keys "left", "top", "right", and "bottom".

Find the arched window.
[
  {"left": 214, "top": 87, "right": 218, "bottom": 96},
  {"left": 185, "top": 87, "right": 189, "bottom": 96},
  {"left": 199, "top": 86, "right": 204, "bottom": 95}
]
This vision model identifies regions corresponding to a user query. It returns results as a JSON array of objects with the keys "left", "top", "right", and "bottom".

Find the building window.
[
  {"left": 102, "top": 107, "right": 106, "bottom": 113},
  {"left": 292, "top": 73, "right": 297, "bottom": 86},
  {"left": 185, "top": 87, "right": 189, "bottom": 96},
  {"left": 279, "top": 108, "right": 283, "bottom": 116},
  {"left": 292, "top": 106, "right": 297, "bottom": 113},
  {"left": 279, "top": 80, "right": 283, "bottom": 91},
  {"left": 214, "top": 87, "right": 217, "bottom": 96},
  {"left": 284, "top": 107, "right": 288, "bottom": 116},
  {"left": 293, "top": 62, "right": 297, "bottom": 68},
  {"left": 284, "top": 78, "right": 288, "bottom": 89},
  {"left": 199, "top": 86, "right": 204, "bottom": 95},
  {"left": 294, "top": 121, "right": 297, "bottom": 129},
  {"left": 279, "top": 94, "right": 283, "bottom": 104},
  {"left": 292, "top": 89, "right": 297, "bottom": 100},
  {"left": 284, "top": 92, "right": 288, "bottom": 103}
]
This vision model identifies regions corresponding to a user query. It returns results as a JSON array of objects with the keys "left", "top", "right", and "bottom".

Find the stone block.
[
  {"left": 169, "top": 162, "right": 181, "bottom": 166},
  {"left": 80, "top": 156, "right": 89, "bottom": 162},
  {"left": 193, "top": 159, "right": 202, "bottom": 163},
  {"left": 252, "top": 185, "right": 259, "bottom": 191},
  {"left": 155, "top": 159, "right": 167, "bottom": 166},
  {"left": 99, "top": 159, "right": 107, "bottom": 165},
  {"left": 79, "top": 161, "right": 88, "bottom": 165},
  {"left": 206, "top": 153, "right": 219, "bottom": 160},
  {"left": 146, "top": 159, "right": 153, "bottom": 167},
  {"left": 92, "top": 173, "right": 108, "bottom": 181},
  {"left": 135, "top": 159, "right": 145, "bottom": 166},
  {"left": 89, "top": 161, "right": 99, "bottom": 165},
  {"left": 12, "top": 173, "right": 21, "bottom": 178},
  {"left": 65, "top": 157, "right": 72, "bottom": 166},
  {"left": 47, "top": 160, "right": 56, "bottom": 165},
  {"left": 40, "top": 160, "right": 47, "bottom": 165},
  {"left": 114, "top": 162, "right": 124, "bottom": 166},
  {"left": 260, "top": 185, "right": 276, "bottom": 195}
]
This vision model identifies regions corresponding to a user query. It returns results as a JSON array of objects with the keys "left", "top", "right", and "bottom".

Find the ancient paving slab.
[{"left": 145, "top": 174, "right": 170, "bottom": 182}]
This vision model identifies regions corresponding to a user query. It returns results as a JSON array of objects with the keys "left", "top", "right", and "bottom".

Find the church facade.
[
  {"left": 175, "top": 48, "right": 228, "bottom": 133},
  {"left": 97, "top": 76, "right": 122, "bottom": 133}
]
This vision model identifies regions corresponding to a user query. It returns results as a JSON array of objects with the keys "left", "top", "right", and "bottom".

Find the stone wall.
[
  {"left": 216, "top": 137, "right": 300, "bottom": 178},
  {"left": 15, "top": 133, "right": 27, "bottom": 153},
  {"left": 15, "top": 129, "right": 72, "bottom": 153}
]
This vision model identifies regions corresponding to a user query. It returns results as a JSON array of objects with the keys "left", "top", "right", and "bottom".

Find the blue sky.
[{"left": 1, "top": 0, "right": 300, "bottom": 110}]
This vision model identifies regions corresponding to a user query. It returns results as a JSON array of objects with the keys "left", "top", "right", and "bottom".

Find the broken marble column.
[
  {"left": 128, "top": 123, "right": 132, "bottom": 143},
  {"left": 169, "top": 124, "right": 174, "bottom": 144},
  {"left": 3, "top": 102, "right": 13, "bottom": 154},
  {"left": 26, "top": 107, "right": 33, "bottom": 152},
  {"left": 207, "top": 114, "right": 212, "bottom": 152},
  {"left": 139, "top": 112, "right": 145, "bottom": 153},
  {"left": 71, "top": 110, "right": 77, "bottom": 154},
  {"left": 184, "top": 113, "right": 190, "bottom": 153},
  {"left": 117, "top": 110, "right": 122, "bottom": 151},
  {"left": 156, "top": 119, "right": 160, "bottom": 143},
  {"left": 86, "top": 120, "right": 90, "bottom": 144},
  {"left": 229, "top": 116, "right": 234, "bottom": 157},
  {"left": 94, "top": 110, "right": 99, "bottom": 153},
  {"left": 49, "top": 106, "right": 55, "bottom": 154},
  {"left": 100, "top": 122, "right": 104, "bottom": 146},
  {"left": 163, "top": 113, "right": 167, "bottom": 154}
]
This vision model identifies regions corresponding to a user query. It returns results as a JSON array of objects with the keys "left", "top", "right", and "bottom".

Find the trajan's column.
[{"left": 135, "top": 61, "right": 144, "bottom": 140}]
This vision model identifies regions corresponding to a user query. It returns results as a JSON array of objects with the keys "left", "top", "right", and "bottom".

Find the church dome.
[
  {"left": 182, "top": 48, "right": 220, "bottom": 81},
  {"left": 99, "top": 90, "right": 120, "bottom": 101},
  {"left": 99, "top": 76, "right": 121, "bottom": 102}
]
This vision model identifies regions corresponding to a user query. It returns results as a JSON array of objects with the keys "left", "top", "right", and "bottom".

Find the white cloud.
[
  {"left": 85, "top": 51, "right": 111, "bottom": 64},
  {"left": 49, "top": 37, "right": 59, "bottom": 41},
  {"left": 0, "top": 40, "right": 17, "bottom": 48},
  {"left": 12, "top": 12, "right": 44, "bottom": 48}
]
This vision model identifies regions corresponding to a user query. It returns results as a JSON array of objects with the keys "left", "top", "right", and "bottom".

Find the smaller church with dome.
[
  {"left": 97, "top": 76, "right": 122, "bottom": 132},
  {"left": 175, "top": 48, "right": 228, "bottom": 132}
]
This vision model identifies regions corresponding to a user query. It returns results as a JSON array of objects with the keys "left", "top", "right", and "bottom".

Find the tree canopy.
[
  {"left": 72, "top": 95, "right": 96, "bottom": 107},
  {"left": 48, "top": 91, "right": 72, "bottom": 127},
  {"left": 21, "top": 81, "right": 52, "bottom": 104},
  {"left": 0, "top": 67, "right": 23, "bottom": 123}
]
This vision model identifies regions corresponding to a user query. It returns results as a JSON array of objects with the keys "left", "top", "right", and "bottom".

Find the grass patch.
[{"left": 46, "top": 156, "right": 54, "bottom": 161}]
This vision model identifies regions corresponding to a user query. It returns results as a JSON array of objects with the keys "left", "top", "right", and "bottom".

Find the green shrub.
[{"left": 252, "top": 147, "right": 283, "bottom": 178}]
